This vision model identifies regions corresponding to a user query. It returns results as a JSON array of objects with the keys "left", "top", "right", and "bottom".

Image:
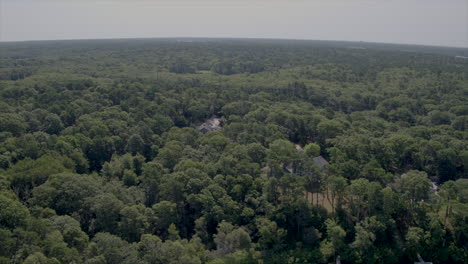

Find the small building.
[
  {"left": 295, "top": 144, "right": 304, "bottom": 154},
  {"left": 197, "top": 116, "right": 222, "bottom": 134},
  {"left": 312, "top": 156, "right": 329, "bottom": 169},
  {"left": 430, "top": 181, "right": 438, "bottom": 193}
]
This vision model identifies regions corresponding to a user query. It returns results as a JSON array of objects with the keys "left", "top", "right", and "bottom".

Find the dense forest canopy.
[{"left": 0, "top": 38, "right": 467, "bottom": 264}]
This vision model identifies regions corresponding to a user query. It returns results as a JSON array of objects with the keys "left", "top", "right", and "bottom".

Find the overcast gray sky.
[{"left": 1, "top": 0, "right": 467, "bottom": 47}]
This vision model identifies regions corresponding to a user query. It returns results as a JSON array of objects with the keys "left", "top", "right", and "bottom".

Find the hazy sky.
[{"left": 1, "top": 0, "right": 467, "bottom": 47}]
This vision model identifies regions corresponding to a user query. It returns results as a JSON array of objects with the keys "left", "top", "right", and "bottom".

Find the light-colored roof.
[
  {"left": 197, "top": 117, "right": 222, "bottom": 134},
  {"left": 295, "top": 144, "right": 304, "bottom": 153}
]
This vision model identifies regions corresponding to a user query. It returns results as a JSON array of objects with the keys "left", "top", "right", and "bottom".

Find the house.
[
  {"left": 198, "top": 125, "right": 212, "bottom": 134},
  {"left": 295, "top": 144, "right": 304, "bottom": 154},
  {"left": 197, "top": 116, "right": 222, "bottom": 134},
  {"left": 283, "top": 156, "right": 329, "bottom": 176},
  {"left": 312, "top": 156, "right": 329, "bottom": 169},
  {"left": 430, "top": 181, "right": 438, "bottom": 193}
]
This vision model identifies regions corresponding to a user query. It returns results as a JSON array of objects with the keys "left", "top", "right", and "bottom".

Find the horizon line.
[{"left": 1, "top": 36, "right": 467, "bottom": 49}]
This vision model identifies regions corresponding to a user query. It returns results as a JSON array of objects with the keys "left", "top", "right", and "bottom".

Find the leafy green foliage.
[{"left": 0, "top": 39, "right": 466, "bottom": 263}]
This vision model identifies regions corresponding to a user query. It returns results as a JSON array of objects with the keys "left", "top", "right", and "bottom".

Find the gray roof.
[{"left": 313, "top": 156, "right": 329, "bottom": 168}]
